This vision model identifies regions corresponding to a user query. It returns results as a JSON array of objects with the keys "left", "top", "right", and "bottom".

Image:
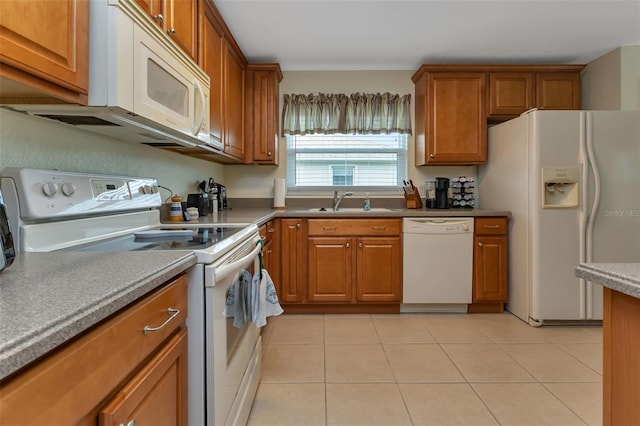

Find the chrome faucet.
[{"left": 333, "top": 190, "right": 353, "bottom": 211}]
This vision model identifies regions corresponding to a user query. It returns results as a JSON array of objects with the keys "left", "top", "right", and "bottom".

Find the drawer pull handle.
[
  {"left": 322, "top": 226, "right": 337, "bottom": 231},
  {"left": 371, "top": 225, "right": 386, "bottom": 230},
  {"left": 143, "top": 308, "right": 180, "bottom": 335},
  {"left": 267, "top": 228, "right": 276, "bottom": 233},
  {"left": 483, "top": 225, "right": 501, "bottom": 229}
]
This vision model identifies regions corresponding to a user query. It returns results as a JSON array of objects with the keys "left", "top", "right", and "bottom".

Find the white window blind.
[{"left": 286, "top": 134, "right": 408, "bottom": 191}]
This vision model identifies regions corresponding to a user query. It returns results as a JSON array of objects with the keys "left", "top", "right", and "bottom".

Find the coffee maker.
[
  {"left": 434, "top": 177, "right": 450, "bottom": 209},
  {"left": 213, "top": 183, "right": 227, "bottom": 211}
]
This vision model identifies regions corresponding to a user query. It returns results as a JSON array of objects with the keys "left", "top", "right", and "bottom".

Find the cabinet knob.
[
  {"left": 167, "top": 28, "right": 176, "bottom": 35},
  {"left": 346, "top": 243, "right": 350, "bottom": 248},
  {"left": 358, "top": 242, "right": 363, "bottom": 248},
  {"left": 478, "top": 242, "right": 483, "bottom": 247},
  {"left": 296, "top": 223, "right": 301, "bottom": 229},
  {"left": 268, "top": 151, "right": 272, "bottom": 156},
  {"left": 154, "top": 14, "right": 163, "bottom": 23},
  {"left": 429, "top": 153, "right": 435, "bottom": 158}
]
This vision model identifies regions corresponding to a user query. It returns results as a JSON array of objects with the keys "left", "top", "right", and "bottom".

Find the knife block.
[{"left": 404, "top": 187, "right": 423, "bottom": 209}]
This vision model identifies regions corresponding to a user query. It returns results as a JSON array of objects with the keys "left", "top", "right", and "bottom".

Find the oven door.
[{"left": 204, "top": 237, "right": 262, "bottom": 426}]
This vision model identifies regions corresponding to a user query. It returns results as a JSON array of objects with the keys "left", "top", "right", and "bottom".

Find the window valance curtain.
[{"left": 282, "top": 92, "right": 412, "bottom": 136}]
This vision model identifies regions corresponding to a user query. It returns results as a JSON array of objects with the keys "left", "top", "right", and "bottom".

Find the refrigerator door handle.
[
  {"left": 584, "top": 112, "right": 602, "bottom": 319},
  {"left": 578, "top": 112, "right": 588, "bottom": 319}
]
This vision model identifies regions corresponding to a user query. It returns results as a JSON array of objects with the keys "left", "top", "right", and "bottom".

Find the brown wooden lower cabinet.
[
  {"left": 308, "top": 236, "right": 353, "bottom": 302},
  {"left": 279, "top": 218, "right": 306, "bottom": 303},
  {"left": 356, "top": 237, "right": 402, "bottom": 302},
  {"left": 469, "top": 217, "right": 508, "bottom": 313},
  {"left": 0, "top": 274, "right": 188, "bottom": 425},
  {"left": 280, "top": 218, "right": 402, "bottom": 313},
  {"left": 603, "top": 287, "right": 640, "bottom": 426},
  {"left": 99, "top": 328, "right": 188, "bottom": 426}
]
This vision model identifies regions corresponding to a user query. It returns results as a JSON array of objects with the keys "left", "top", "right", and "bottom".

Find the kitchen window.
[
  {"left": 286, "top": 133, "right": 408, "bottom": 191},
  {"left": 282, "top": 92, "right": 412, "bottom": 192}
]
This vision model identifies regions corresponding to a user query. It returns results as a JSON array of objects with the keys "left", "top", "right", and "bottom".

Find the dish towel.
[
  {"left": 253, "top": 269, "right": 284, "bottom": 328},
  {"left": 224, "top": 270, "right": 253, "bottom": 328}
]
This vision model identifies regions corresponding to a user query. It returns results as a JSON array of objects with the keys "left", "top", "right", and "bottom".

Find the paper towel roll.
[{"left": 273, "top": 178, "right": 286, "bottom": 207}]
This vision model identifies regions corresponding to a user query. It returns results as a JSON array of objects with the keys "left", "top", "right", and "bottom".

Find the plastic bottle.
[
  {"left": 363, "top": 193, "right": 371, "bottom": 211},
  {"left": 169, "top": 195, "right": 183, "bottom": 221}
]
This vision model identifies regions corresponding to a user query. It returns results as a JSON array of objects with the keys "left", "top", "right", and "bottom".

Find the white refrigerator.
[{"left": 479, "top": 110, "right": 640, "bottom": 326}]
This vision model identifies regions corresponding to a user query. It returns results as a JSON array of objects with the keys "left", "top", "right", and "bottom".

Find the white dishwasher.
[{"left": 402, "top": 217, "right": 474, "bottom": 313}]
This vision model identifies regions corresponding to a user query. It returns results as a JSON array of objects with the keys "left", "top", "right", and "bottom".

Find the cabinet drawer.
[
  {"left": 475, "top": 217, "right": 508, "bottom": 235},
  {"left": 0, "top": 274, "right": 188, "bottom": 425},
  {"left": 308, "top": 219, "right": 401, "bottom": 236}
]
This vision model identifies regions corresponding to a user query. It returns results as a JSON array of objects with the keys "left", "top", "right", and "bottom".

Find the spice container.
[{"left": 169, "top": 195, "right": 183, "bottom": 221}]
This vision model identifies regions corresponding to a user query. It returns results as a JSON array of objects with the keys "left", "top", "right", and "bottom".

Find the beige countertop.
[
  {"left": 181, "top": 207, "right": 511, "bottom": 227},
  {"left": 0, "top": 251, "right": 196, "bottom": 381},
  {"left": 575, "top": 263, "right": 640, "bottom": 299}
]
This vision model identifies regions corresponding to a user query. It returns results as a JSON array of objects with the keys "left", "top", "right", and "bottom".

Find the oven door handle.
[{"left": 215, "top": 243, "right": 261, "bottom": 282}]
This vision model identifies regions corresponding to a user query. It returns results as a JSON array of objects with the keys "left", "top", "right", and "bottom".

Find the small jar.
[
  {"left": 169, "top": 196, "right": 183, "bottom": 221},
  {"left": 186, "top": 207, "right": 199, "bottom": 220}
]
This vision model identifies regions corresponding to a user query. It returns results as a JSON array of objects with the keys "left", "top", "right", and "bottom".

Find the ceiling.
[{"left": 214, "top": 0, "right": 640, "bottom": 71}]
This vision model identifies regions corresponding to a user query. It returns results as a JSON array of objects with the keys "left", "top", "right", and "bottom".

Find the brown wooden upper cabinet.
[
  {"left": 488, "top": 65, "right": 583, "bottom": 118},
  {"left": 413, "top": 66, "right": 488, "bottom": 165},
  {"left": 413, "top": 64, "right": 583, "bottom": 166},
  {"left": 199, "top": 0, "right": 248, "bottom": 163},
  {"left": 135, "top": 0, "right": 198, "bottom": 60},
  {"left": 0, "top": 0, "right": 89, "bottom": 104},
  {"left": 245, "top": 64, "right": 283, "bottom": 165}
]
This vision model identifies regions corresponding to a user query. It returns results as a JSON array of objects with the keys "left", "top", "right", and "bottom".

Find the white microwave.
[{"left": 8, "top": 0, "right": 212, "bottom": 150}]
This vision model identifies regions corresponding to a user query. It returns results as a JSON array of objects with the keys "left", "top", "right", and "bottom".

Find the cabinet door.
[
  {"left": 308, "top": 237, "right": 354, "bottom": 302},
  {"left": 165, "top": 0, "right": 197, "bottom": 60},
  {"left": 223, "top": 40, "right": 246, "bottom": 160},
  {"left": 488, "top": 72, "right": 534, "bottom": 117},
  {"left": 134, "top": 0, "right": 164, "bottom": 25},
  {"left": 280, "top": 219, "right": 305, "bottom": 303},
  {"left": 246, "top": 67, "right": 281, "bottom": 164},
  {"left": 199, "top": 9, "right": 224, "bottom": 148},
  {"left": 356, "top": 237, "right": 401, "bottom": 302},
  {"left": 473, "top": 236, "right": 508, "bottom": 302},
  {"left": 536, "top": 72, "right": 581, "bottom": 110},
  {"left": 425, "top": 72, "right": 487, "bottom": 164},
  {"left": 265, "top": 220, "right": 281, "bottom": 292},
  {"left": 0, "top": 0, "right": 88, "bottom": 102},
  {"left": 99, "top": 328, "right": 188, "bottom": 426}
]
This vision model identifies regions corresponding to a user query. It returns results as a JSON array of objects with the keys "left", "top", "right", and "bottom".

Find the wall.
[
  {"left": 581, "top": 48, "right": 621, "bottom": 110},
  {"left": 620, "top": 46, "right": 640, "bottom": 110},
  {"left": 224, "top": 70, "right": 476, "bottom": 200},
  {"left": 581, "top": 46, "right": 640, "bottom": 110},
  {"left": 0, "top": 109, "right": 225, "bottom": 200}
]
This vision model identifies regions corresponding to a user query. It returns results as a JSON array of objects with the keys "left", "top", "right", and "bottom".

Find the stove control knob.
[
  {"left": 151, "top": 185, "right": 159, "bottom": 194},
  {"left": 140, "top": 185, "right": 152, "bottom": 195},
  {"left": 61, "top": 183, "right": 76, "bottom": 196},
  {"left": 42, "top": 182, "right": 59, "bottom": 197}
]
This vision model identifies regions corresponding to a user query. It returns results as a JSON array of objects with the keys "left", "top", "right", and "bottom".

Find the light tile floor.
[{"left": 248, "top": 312, "right": 602, "bottom": 426}]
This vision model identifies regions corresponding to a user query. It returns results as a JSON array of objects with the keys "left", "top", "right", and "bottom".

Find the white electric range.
[{"left": 1, "top": 167, "right": 263, "bottom": 426}]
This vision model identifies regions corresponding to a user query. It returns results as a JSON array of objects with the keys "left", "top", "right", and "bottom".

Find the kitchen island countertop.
[
  {"left": 575, "top": 263, "right": 640, "bottom": 299},
  {"left": 0, "top": 251, "right": 196, "bottom": 380}
]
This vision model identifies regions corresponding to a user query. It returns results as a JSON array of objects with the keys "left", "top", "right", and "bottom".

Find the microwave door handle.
[{"left": 193, "top": 79, "right": 206, "bottom": 136}]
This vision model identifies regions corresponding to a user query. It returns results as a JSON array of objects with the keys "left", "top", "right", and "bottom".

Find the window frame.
[{"left": 285, "top": 133, "right": 408, "bottom": 193}]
